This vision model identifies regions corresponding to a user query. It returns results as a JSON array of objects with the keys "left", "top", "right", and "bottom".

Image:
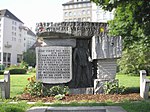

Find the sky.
[{"left": 0, "top": 0, "right": 69, "bottom": 32}]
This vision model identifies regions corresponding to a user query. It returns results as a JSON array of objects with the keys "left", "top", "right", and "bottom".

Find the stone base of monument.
[
  {"left": 69, "top": 87, "right": 94, "bottom": 94},
  {"left": 27, "top": 106, "right": 127, "bottom": 112}
]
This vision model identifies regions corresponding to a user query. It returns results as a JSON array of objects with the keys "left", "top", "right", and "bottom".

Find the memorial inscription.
[{"left": 36, "top": 46, "right": 72, "bottom": 83}]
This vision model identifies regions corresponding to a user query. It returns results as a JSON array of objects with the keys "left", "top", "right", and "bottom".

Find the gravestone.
[{"left": 36, "top": 46, "right": 72, "bottom": 84}]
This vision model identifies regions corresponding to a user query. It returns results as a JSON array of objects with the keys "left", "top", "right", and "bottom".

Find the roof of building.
[
  {"left": 62, "top": 0, "right": 91, "bottom": 5},
  {"left": 27, "top": 28, "right": 36, "bottom": 37},
  {"left": 0, "top": 9, "right": 23, "bottom": 23}
]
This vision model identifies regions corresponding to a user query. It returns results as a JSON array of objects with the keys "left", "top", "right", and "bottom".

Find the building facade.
[
  {"left": 62, "top": 0, "right": 114, "bottom": 22},
  {"left": 26, "top": 29, "right": 36, "bottom": 50},
  {"left": 0, "top": 9, "right": 36, "bottom": 67}
]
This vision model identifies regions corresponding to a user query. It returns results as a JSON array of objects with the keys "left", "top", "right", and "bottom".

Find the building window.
[
  {"left": 82, "top": 10, "right": 86, "bottom": 15},
  {"left": 7, "top": 53, "right": 11, "bottom": 62},
  {"left": 69, "top": 12, "right": 72, "bottom": 16},
  {"left": 3, "top": 53, "right": 11, "bottom": 67},
  {"left": 70, "top": 5, "right": 73, "bottom": 8},
  {"left": 78, "top": 18, "right": 81, "bottom": 22},
  {"left": 3, "top": 53, "right": 6, "bottom": 62},
  {"left": 87, "top": 10, "right": 90, "bottom": 15},
  {"left": 87, "top": 17, "right": 91, "bottom": 21},
  {"left": 17, "top": 54, "right": 22, "bottom": 63},
  {"left": 64, "top": 12, "right": 68, "bottom": 16},
  {"left": 82, "top": 18, "right": 86, "bottom": 21},
  {"left": 78, "top": 4, "right": 82, "bottom": 8}
]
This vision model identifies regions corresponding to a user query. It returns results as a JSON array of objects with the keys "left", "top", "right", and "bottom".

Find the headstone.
[{"left": 36, "top": 46, "right": 72, "bottom": 84}]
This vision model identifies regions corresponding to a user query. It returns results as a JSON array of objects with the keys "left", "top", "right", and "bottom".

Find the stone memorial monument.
[{"left": 35, "top": 22, "right": 122, "bottom": 94}]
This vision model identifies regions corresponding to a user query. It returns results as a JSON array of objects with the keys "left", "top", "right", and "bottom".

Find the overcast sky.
[{"left": 0, "top": 0, "right": 69, "bottom": 32}]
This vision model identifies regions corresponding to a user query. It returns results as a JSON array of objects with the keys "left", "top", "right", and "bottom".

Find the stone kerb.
[{"left": 140, "top": 70, "right": 150, "bottom": 99}]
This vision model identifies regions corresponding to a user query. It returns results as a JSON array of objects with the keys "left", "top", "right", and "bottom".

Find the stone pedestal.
[
  {"left": 0, "top": 71, "right": 10, "bottom": 99},
  {"left": 97, "top": 59, "right": 117, "bottom": 79},
  {"left": 140, "top": 70, "right": 150, "bottom": 99}
]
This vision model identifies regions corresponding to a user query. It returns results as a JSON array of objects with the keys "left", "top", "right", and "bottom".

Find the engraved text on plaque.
[{"left": 36, "top": 46, "right": 72, "bottom": 83}]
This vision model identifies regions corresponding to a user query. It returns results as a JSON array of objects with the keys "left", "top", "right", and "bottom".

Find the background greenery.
[{"left": 91, "top": 0, "right": 150, "bottom": 75}]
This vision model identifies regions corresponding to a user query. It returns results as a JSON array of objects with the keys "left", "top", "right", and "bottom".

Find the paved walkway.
[{"left": 27, "top": 106, "right": 127, "bottom": 112}]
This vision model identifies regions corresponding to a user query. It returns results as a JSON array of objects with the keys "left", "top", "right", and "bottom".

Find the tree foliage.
[
  {"left": 91, "top": 0, "right": 150, "bottom": 75},
  {"left": 23, "top": 49, "right": 36, "bottom": 67}
]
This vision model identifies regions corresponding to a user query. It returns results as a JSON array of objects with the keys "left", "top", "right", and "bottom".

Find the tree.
[
  {"left": 91, "top": 0, "right": 150, "bottom": 75},
  {"left": 23, "top": 49, "right": 36, "bottom": 67}
]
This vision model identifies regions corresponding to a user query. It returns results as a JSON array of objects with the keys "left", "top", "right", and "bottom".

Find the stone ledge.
[{"left": 26, "top": 106, "right": 127, "bottom": 112}]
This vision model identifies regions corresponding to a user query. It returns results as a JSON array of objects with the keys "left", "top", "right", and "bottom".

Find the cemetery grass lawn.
[{"left": 0, "top": 73, "right": 34, "bottom": 98}]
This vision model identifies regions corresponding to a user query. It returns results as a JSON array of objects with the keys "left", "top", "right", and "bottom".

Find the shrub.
[
  {"left": 49, "top": 85, "right": 69, "bottom": 96},
  {"left": 118, "top": 45, "right": 150, "bottom": 76},
  {"left": 9, "top": 69, "right": 27, "bottom": 74},
  {"left": 103, "top": 80, "right": 126, "bottom": 94},
  {"left": 0, "top": 70, "right": 4, "bottom": 75},
  {"left": 24, "top": 76, "right": 70, "bottom": 97},
  {"left": 24, "top": 76, "right": 44, "bottom": 97},
  {"left": 28, "top": 67, "right": 36, "bottom": 73}
]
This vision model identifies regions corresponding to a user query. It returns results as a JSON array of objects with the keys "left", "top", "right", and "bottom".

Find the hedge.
[
  {"left": 0, "top": 70, "right": 4, "bottom": 75},
  {"left": 9, "top": 69, "right": 27, "bottom": 74}
]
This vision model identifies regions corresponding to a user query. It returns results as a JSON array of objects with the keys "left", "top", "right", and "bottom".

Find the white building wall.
[
  {"left": 96, "top": 7, "right": 114, "bottom": 22},
  {"left": 26, "top": 33, "right": 36, "bottom": 50},
  {"left": 1, "top": 17, "right": 27, "bottom": 66}
]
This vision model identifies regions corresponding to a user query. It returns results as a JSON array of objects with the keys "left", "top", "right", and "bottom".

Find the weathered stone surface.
[
  {"left": 43, "top": 38, "right": 76, "bottom": 48},
  {"left": 36, "top": 46, "right": 72, "bottom": 84},
  {"left": 96, "top": 59, "right": 117, "bottom": 79},
  {"left": 69, "top": 87, "right": 93, "bottom": 94},
  {"left": 27, "top": 106, "right": 127, "bottom": 112},
  {"left": 0, "top": 71, "right": 10, "bottom": 99},
  {"left": 92, "top": 35, "right": 122, "bottom": 59},
  {"left": 35, "top": 22, "right": 107, "bottom": 38},
  {"left": 140, "top": 70, "right": 150, "bottom": 99},
  {"left": 35, "top": 22, "right": 122, "bottom": 89}
]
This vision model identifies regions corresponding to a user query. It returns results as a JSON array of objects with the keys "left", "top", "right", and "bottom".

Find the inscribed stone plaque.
[{"left": 36, "top": 46, "right": 72, "bottom": 84}]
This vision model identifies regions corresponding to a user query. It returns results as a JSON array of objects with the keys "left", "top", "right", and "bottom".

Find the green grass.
[
  {"left": 0, "top": 73, "right": 150, "bottom": 97},
  {"left": 0, "top": 73, "right": 34, "bottom": 98},
  {"left": 116, "top": 74, "right": 141, "bottom": 87},
  {"left": 0, "top": 73, "right": 150, "bottom": 112}
]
